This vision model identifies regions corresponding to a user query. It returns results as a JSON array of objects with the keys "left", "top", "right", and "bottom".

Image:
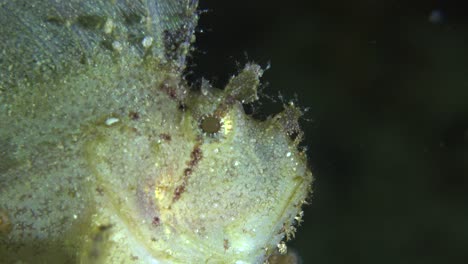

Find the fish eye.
[{"left": 199, "top": 115, "right": 223, "bottom": 136}]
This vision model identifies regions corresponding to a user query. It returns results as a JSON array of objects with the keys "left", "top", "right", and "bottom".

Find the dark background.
[{"left": 188, "top": 0, "right": 468, "bottom": 263}]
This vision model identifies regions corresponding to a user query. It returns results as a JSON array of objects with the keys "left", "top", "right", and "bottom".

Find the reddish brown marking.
[
  {"left": 172, "top": 143, "right": 204, "bottom": 202},
  {"left": 159, "top": 133, "right": 172, "bottom": 141},
  {"left": 224, "top": 239, "right": 230, "bottom": 251},
  {"left": 189, "top": 146, "right": 202, "bottom": 167},
  {"left": 129, "top": 111, "right": 140, "bottom": 120},
  {"left": 160, "top": 82, "right": 178, "bottom": 100},
  {"left": 173, "top": 184, "right": 185, "bottom": 201},
  {"left": 95, "top": 186, "right": 105, "bottom": 196},
  {"left": 169, "top": 89, "right": 177, "bottom": 99},
  {"left": 151, "top": 216, "right": 161, "bottom": 226},
  {"left": 183, "top": 168, "right": 192, "bottom": 177}
]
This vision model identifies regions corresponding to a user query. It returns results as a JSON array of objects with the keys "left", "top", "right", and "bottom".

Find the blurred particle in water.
[{"left": 429, "top": 9, "right": 444, "bottom": 24}]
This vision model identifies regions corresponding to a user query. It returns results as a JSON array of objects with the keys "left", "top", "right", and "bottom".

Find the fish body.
[{"left": 0, "top": 1, "right": 312, "bottom": 263}]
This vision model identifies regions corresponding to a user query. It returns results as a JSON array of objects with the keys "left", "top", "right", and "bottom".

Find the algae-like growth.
[{"left": 0, "top": 0, "right": 312, "bottom": 263}]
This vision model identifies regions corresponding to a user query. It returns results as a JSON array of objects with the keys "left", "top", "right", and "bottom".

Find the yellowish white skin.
[
  {"left": 0, "top": 49, "right": 311, "bottom": 263},
  {"left": 84, "top": 90, "right": 310, "bottom": 263}
]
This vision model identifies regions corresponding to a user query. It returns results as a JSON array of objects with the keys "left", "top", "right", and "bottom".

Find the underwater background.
[{"left": 192, "top": 0, "right": 468, "bottom": 263}]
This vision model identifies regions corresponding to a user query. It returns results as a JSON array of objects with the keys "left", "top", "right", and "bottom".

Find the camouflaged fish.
[{"left": 0, "top": 0, "right": 312, "bottom": 263}]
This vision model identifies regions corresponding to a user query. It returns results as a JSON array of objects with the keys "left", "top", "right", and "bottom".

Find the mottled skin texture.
[{"left": 0, "top": 1, "right": 312, "bottom": 263}]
